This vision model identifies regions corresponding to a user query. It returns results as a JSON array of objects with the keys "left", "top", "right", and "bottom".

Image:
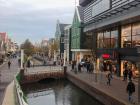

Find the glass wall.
[
  {"left": 97, "top": 29, "right": 118, "bottom": 48},
  {"left": 121, "top": 22, "right": 140, "bottom": 48}
]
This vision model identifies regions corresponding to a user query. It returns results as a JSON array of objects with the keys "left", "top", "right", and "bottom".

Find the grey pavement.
[
  {"left": 0, "top": 58, "right": 19, "bottom": 105},
  {"left": 66, "top": 66, "right": 139, "bottom": 105}
]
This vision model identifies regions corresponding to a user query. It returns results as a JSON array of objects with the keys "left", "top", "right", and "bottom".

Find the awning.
[{"left": 121, "top": 56, "right": 140, "bottom": 62}]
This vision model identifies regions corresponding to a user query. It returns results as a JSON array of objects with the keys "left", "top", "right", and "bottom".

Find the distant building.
[
  {"left": 64, "top": 25, "right": 72, "bottom": 62},
  {"left": 55, "top": 20, "right": 69, "bottom": 59}
]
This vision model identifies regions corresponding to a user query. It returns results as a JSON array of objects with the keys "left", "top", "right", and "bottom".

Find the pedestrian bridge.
[{"left": 21, "top": 66, "right": 65, "bottom": 84}]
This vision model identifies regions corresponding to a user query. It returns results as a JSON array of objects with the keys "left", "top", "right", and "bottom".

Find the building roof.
[
  {"left": 59, "top": 24, "right": 70, "bottom": 34},
  {"left": 77, "top": 6, "right": 84, "bottom": 21},
  {"left": 0, "top": 32, "right": 8, "bottom": 43}
]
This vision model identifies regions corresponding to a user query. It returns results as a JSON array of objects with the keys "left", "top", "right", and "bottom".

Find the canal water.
[{"left": 22, "top": 79, "right": 104, "bottom": 105}]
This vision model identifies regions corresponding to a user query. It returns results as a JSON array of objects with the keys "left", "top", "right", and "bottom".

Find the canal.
[{"left": 22, "top": 79, "right": 104, "bottom": 105}]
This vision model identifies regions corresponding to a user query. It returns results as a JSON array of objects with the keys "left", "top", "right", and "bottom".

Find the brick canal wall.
[{"left": 66, "top": 72, "right": 129, "bottom": 105}]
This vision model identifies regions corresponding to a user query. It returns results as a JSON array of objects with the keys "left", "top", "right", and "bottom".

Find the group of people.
[
  {"left": 123, "top": 66, "right": 133, "bottom": 81},
  {"left": 71, "top": 59, "right": 94, "bottom": 73},
  {"left": 105, "top": 62, "right": 136, "bottom": 103}
]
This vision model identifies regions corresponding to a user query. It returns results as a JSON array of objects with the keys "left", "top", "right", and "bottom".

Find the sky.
[{"left": 0, "top": 0, "right": 79, "bottom": 45}]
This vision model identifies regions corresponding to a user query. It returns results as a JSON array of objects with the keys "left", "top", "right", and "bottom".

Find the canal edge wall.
[
  {"left": 2, "top": 72, "right": 28, "bottom": 105},
  {"left": 66, "top": 72, "right": 132, "bottom": 105}
]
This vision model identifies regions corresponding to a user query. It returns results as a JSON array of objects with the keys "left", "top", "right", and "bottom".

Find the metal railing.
[{"left": 14, "top": 72, "right": 28, "bottom": 105}]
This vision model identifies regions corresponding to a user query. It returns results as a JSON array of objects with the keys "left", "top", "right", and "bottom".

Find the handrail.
[{"left": 14, "top": 72, "right": 28, "bottom": 105}]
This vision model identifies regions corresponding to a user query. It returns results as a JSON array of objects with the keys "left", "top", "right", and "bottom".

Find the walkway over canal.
[{"left": 22, "top": 66, "right": 65, "bottom": 84}]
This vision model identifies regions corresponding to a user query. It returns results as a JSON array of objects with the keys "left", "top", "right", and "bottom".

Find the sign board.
[{"left": 102, "top": 54, "right": 110, "bottom": 59}]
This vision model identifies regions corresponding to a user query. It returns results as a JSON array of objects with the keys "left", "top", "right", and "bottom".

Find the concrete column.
[
  {"left": 64, "top": 50, "right": 66, "bottom": 66},
  {"left": 21, "top": 50, "right": 24, "bottom": 69}
]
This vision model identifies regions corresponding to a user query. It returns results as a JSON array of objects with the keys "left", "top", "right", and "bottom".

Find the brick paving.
[{"left": 66, "top": 66, "right": 139, "bottom": 105}]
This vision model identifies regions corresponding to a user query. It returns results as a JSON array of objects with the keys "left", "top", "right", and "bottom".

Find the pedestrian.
[
  {"left": 109, "top": 63, "right": 113, "bottom": 79},
  {"left": 123, "top": 68, "right": 128, "bottom": 81},
  {"left": 126, "top": 80, "right": 135, "bottom": 102},
  {"left": 71, "top": 61, "right": 74, "bottom": 71},
  {"left": 8, "top": 60, "right": 11, "bottom": 69},
  {"left": 18, "top": 58, "right": 21, "bottom": 67},
  {"left": 86, "top": 62, "right": 90, "bottom": 73},
  {"left": 89, "top": 62, "right": 94, "bottom": 73},
  {"left": 106, "top": 71, "right": 112, "bottom": 86},
  {"left": 128, "top": 67, "right": 133, "bottom": 81},
  {"left": 78, "top": 62, "right": 82, "bottom": 72}
]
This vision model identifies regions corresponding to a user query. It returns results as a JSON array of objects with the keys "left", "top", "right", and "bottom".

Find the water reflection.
[{"left": 22, "top": 79, "right": 104, "bottom": 105}]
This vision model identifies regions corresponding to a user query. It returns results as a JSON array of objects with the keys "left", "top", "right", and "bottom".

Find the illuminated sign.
[{"left": 102, "top": 54, "right": 110, "bottom": 59}]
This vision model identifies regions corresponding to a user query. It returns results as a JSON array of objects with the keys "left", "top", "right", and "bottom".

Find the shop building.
[
  {"left": 71, "top": 6, "right": 92, "bottom": 63},
  {"left": 80, "top": 0, "right": 140, "bottom": 76}
]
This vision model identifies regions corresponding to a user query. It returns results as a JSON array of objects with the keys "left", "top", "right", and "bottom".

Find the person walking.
[
  {"left": 128, "top": 67, "right": 133, "bottom": 81},
  {"left": 8, "top": 60, "right": 11, "bottom": 69},
  {"left": 106, "top": 71, "right": 112, "bottom": 86},
  {"left": 123, "top": 68, "right": 128, "bottom": 81},
  {"left": 126, "top": 80, "right": 135, "bottom": 102}
]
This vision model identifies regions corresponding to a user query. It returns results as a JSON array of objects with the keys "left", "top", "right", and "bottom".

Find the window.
[
  {"left": 97, "top": 29, "right": 118, "bottom": 48},
  {"left": 132, "top": 23, "right": 140, "bottom": 47},
  {"left": 121, "top": 23, "right": 140, "bottom": 48},
  {"left": 111, "top": 30, "right": 118, "bottom": 48},
  {"left": 97, "top": 32, "right": 104, "bottom": 48},
  {"left": 121, "top": 25, "right": 131, "bottom": 48},
  {"left": 104, "top": 31, "right": 110, "bottom": 48}
]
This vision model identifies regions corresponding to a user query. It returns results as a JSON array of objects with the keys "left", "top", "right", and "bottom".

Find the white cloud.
[{"left": 0, "top": 0, "right": 79, "bottom": 44}]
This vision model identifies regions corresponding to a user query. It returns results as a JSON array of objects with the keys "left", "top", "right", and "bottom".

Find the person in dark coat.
[
  {"left": 123, "top": 68, "right": 128, "bottom": 81},
  {"left": 106, "top": 71, "right": 112, "bottom": 86},
  {"left": 128, "top": 68, "right": 133, "bottom": 81},
  {"left": 8, "top": 60, "right": 11, "bottom": 69},
  {"left": 126, "top": 80, "right": 135, "bottom": 102},
  {"left": 86, "top": 62, "right": 90, "bottom": 73}
]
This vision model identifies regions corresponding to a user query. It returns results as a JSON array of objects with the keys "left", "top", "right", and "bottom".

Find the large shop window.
[
  {"left": 132, "top": 23, "right": 140, "bottom": 47},
  {"left": 121, "top": 23, "right": 140, "bottom": 48},
  {"left": 97, "top": 29, "right": 118, "bottom": 48},
  {"left": 97, "top": 32, "right": 104, "bottom": 48},
  {"left": 121, "top": 25, "right": 131, "bottom": 48}
]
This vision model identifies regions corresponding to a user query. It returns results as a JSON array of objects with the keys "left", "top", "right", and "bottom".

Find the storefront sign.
[
  {"left": 102, "top": 54, "right": 110, "bottom": 59},
  {"left": 92, "top": 0, "right": 110, "bottom": 17}
]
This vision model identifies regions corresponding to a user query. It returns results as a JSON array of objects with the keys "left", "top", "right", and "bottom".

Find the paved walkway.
[
  {"left": 2, "top": 81, "right": 15, "bottom": 105},
  {"left": 0, "top": 58, "right": 19, "bottom": 105},
  {"left": 67, "top": 66, "right": 139, "bottom": 105}
]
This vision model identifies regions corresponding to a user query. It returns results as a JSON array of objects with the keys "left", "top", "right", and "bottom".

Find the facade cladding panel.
[{"left": 84, "top": 0, "right": 136, "bottom": 23}]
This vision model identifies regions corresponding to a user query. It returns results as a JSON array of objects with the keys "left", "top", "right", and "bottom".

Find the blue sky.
[{"left": 0, "top": 0, "right": 79, "bottom": 45}]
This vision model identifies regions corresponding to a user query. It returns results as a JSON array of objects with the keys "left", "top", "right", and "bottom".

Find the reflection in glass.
[
  {"left": 121, "top": 23, "right": 140, "bottom": 48},
  {"left": 97, "top": 29, "right": 118, "bottom": 48},
  {"left": 104, "top": 31, "right": 110, "bottom": 48},
  {"left": 111, "top": 30, "right": 118, "bottom": 48}
]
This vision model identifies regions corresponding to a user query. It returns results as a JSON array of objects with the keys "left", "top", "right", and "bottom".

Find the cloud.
[{"left": 0, "top": 0, "right": 79, "bottom": 44}]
